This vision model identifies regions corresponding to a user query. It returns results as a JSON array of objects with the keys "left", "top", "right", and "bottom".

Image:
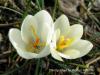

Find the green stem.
[
  {"left": 42, "top": 0, "right": 44, "bottom": 9},
  {"left": 52, "top": 0, "right": 58, "bottom": 20},
  {"left": 36, "top": 0, "right": 41, "bottom": 10},
  {"left": 35, "top": 59, "right": 41, "bottom": 75}
]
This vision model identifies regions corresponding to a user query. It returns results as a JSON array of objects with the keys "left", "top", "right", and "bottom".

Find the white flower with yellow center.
[
  {"left": 50, "top": 15, "right": 93, "bottom": 61},
  {"left": 9, "top": 10, "right": 53, "bottom": 59}
]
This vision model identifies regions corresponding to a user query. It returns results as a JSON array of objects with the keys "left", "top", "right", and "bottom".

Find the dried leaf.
[
  {"left": 93, "top": 0, "right": 100, "bottom": 10},
  {"left": 58, "top": 0, "right": 85, "bottom": 17}
]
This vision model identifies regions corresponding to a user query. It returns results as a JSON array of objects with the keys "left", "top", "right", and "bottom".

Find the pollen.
[
  {"left": 31, "top": 26, "right": 40, "bottom": 48},
  {"left": 26, "top": 26, "right": 46, "bottom": 53},
  {"left": 33, "top": 38, "right": 40, "bottom": 48},
  {"left": 57, "top": 36, "right": 74, "bottom": 51}
]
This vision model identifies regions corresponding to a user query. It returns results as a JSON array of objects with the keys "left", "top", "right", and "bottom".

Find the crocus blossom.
[
  {"left": 50, "top": 15, "right": 93, "bottom": 61},
  {"left": 9, "top": 10, "right": 53, "bottom": 59}
]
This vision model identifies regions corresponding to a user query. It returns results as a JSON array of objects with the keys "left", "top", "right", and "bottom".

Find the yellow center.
[{"left": 57, "top": 36, "right": 74, "bottom": 51}]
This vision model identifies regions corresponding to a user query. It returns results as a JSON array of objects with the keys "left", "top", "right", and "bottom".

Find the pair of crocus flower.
[{"left": 9, "top": 10, "right": 93, "bottom": 61}]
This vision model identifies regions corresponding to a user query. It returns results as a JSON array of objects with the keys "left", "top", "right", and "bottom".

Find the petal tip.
[
  {"left": 36, "top": 10, "right": 50, "bottom": 16},
  {"left": 61, "top": 14, "right": 67, "bottom": 18},
  {"left": 88, "top": 41, "right": 93, "bottom": 50},
  {"left": 8, "top": 28, "right": 19, "bottom": 37}
]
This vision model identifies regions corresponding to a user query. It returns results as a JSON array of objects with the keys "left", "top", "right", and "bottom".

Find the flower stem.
[
  {"left": 35, "top": 59, "right": 40, "bottom": 75},
  {"left": 52, "top": 0, "right": 58, "bottom": 20},
  {"left": 36, "top": 0, "right": 41, "bottom": 10}
]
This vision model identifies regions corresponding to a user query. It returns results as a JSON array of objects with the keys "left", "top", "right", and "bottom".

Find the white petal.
[
  {"left": 58, "top": 49, "right": 80, "bottom": 59},
  {"left": 54, "top": 29, "right": 60, "bottom": 41},
  {"left": 50, "top": 43, "right": 63, "bottom": 61},
  {"left": 34, "top": 10, "right": 53, "bottom": 42},
  {"left": 38, "top": 45, "right": 51, "bottom": 58},
  {"left": 21, "top": 15, "right": 38, "bottom": 43},
  {"left": 50, "top": 29, "right": 60, "bottom": 49},
  {"left": 34, "top": 10, "right": 53, "bottom": 27},
  {"left": 40, "top": 23, "right": 51, "bottom": 42},
  {"left": 54, "top": 15, "right": 70, "bottom": 35},
  {"left": 51, "top": 49, "right": 63, "bottom": 61},
  {"left": 9, "top": 28, "right": 48, "bottom": 59},
  {"left": 68, "top": 39, "right": 93, "bottom": 58},
  {"left": 50, "top": 30, "right": 63, "bottom": 61},
  {"left": 66, "top": 24, "right": 83, "bottom": 40},
  {"left": 46, "top": 24, "right": 54, "bottom": 45},
  {"left": 57, "top": 40, "right": 93, "bottom": 59}
]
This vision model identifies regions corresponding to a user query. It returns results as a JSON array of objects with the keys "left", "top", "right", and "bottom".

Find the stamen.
[
  {"left": 31, "top": 25, "right": 46, "bottom": 49},
  {"left": 33, "top": 38, "right": 39, "bottom": 48},
  {"left": 57, "top": 36, "right": 74, "bottom": 51},
  {"left": 31, "top": 26, "right": 40, "bottom": 48},
  {"left": 26, "top": 26, "right": 46, "bottom": 53},
  {"left": 31, "top": 26, "right": 39, "bottom": 39}
]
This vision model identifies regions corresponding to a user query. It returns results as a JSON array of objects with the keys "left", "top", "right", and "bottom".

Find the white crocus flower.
[
  {"left": 9, "top": 10, "right": 54, "bottom": 59},
  {"left": 50, "top": 15, "right": 93, "bottom": 61}
]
